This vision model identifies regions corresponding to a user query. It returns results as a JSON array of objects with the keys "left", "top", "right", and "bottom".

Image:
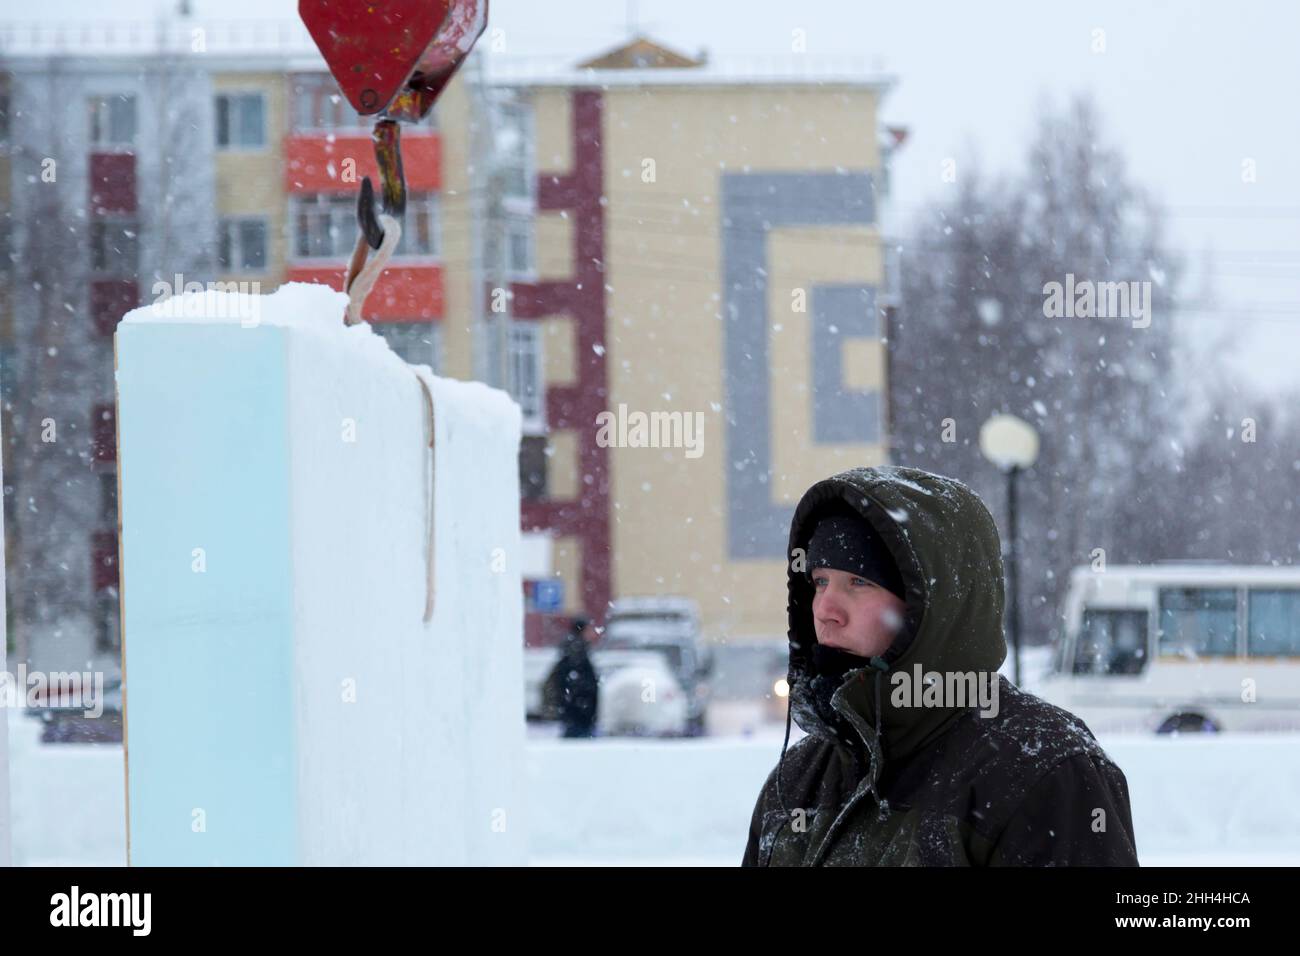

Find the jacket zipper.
[{"left": 807, "top": 698, "right": 887, "bottom": 865}]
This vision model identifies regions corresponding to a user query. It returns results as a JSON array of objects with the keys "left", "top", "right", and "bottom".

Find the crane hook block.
[{"left": 299, "top": 0, "right": 489, "bottom": 122}]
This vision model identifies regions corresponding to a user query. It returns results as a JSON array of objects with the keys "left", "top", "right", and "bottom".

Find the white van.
[{"left": 1035, "top": 563, "right": 1300, "bottom": 733}]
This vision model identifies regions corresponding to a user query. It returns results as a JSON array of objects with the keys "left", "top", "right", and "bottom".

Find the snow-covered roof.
[
  {"left": 484, "top": 53, "right": 895, "bottom": 93},
  {"left": 0, "top": 18, "right": 317, "bottom": 57},
  {"left": 1070, "top": 563, "right": 1300, "bottom": 587},
  {"left": 0, "top": 17, "right": 894, "bottom": 98}
]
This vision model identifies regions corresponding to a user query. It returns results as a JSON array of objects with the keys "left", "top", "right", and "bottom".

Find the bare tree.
[
  {"left": 3, "top": 57, "right": 101, "bottom": 666},
  {"left": 891, "top": 93, "right": 1187, "bottom": 646}
]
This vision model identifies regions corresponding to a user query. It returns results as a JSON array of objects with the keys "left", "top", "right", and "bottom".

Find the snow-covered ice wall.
[{"left": 115, "top": 283, "right": 526, "bottom": 865}]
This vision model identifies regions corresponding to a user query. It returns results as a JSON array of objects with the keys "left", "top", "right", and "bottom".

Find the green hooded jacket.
[{"left": 742, "top": 465, "right": 1138, "bottom": 866}]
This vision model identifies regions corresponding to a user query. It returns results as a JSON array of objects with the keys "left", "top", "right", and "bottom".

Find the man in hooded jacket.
[{"left": 742, "top": 465, "right": 1139, "bottom": 866}]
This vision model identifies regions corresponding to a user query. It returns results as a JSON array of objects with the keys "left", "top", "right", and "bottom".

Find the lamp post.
[{"left": 979, "top": 414, "right": 1040, "bottom": 687}]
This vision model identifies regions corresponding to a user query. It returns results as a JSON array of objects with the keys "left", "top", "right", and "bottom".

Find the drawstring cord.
[{"left": 776, "top": 684, "right": 794, "bottom": 815}]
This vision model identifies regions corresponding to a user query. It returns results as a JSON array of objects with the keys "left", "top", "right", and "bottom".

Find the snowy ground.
[{"left": 8, "top": 711, "right": 1300, "bottom": 866}]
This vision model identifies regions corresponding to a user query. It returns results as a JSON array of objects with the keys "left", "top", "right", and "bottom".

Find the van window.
[
  {"left": 1073, "top": 610, "right": 1148, "bottom": 675},
  {"left": 1158, "top": 588, "right": 1237, "bottom": 657},
  {"left": 1248, "top": 590, "right": 1300, "bottom": 656}
]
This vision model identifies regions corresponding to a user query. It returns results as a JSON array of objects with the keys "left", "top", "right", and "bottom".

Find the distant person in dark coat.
[{"left": 549, "top": 616, "right": 599, "bottom": 738}]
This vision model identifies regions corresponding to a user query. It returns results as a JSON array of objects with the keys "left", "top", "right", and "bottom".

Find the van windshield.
[{"left": 1074, "top": 609, "right": 1148, "bottom": 675}]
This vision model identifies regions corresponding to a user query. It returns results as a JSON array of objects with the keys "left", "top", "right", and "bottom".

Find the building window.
[
  {"left": 292, "top": 194, "right": 348, "bottom": 259},
  {"left": 218, "top": 217, "right": 269, "bottom": 272},
  {"left": 100, "top": 471, "right": 118, "bottom": 527},
  {"left": 372, "top": 321, "right": 442, "bottom": 370},
  {"left": 495, "top": 96, "right": 535, "bottom": 281},
  {"left": 91, "top": 280, "right": 140, "bottom": 336},
  {"left": 91, "top": 529, "right": 119, "bottom": 593},
  {"left": 292, "top": 74, "right": 365, "bottom": 131},
  {"left": 89, "top": 220, "right": 140, "bottom": 273},
  {"left": 92, "top": 403, "right": 117, "bottom": 464},
  {"left": 215, "top": 93, "right": 266, "bottom": 149},
  {"left": 496, "top": 99, "right": 534, "bottom": 203},
  {"left": 1157, "top": 587, "right": 1238, "bottom": 657},
  {"left": 505, "top": 215, "right": 534, "bottom": 278},
  {"left": 403, "top": 193, "right": 441, "bottom": 257},
  {"left": 520, "top": 434, "right": 548, "bottom": 499},
  {"left": 291, "top": 193, "right": 439, "bottom": 260},
  {"left": 88, "top": 94, "right": 137, "bottom": 148},
  {"left": 507, "top": 320, "right": 544, "bottom": 431},
  {"left": 96, "top": 591, "right": 120, "bottom": 654},
  {"left": 291, "top": 73, "right": 439, "bottom": 130},
  {"left": 292, "top": 74, "right": 366, "bottom": 131},
  {"left": 1248, "top": 590, "right": 1300, "bottom": 656}
]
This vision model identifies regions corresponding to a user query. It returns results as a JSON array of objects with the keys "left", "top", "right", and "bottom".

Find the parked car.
[
  {"left": 598, "top": 597, "right": 713, "bottom": 736},
  {"left": 593, "top": 650, "right": 689, "bottom": 737},
  {"left": 31, "top": 675, "right": 123, "bottom": 744}
]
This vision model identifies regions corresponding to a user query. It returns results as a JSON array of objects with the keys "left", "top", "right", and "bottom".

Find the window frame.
[
  {"left": 371, "top": 321, "right": 442, "bottom": 371},
  {"left": 404, "top": 192, "right": 441, "bottom": 259},
  {"left": 507, "top": 320, "right": 545, "bottom": 434},
  {"left": 99, "top": 471, "right": 119, "bottom": 527},
  {"left": 290, "top": 72, "right": 440, "bottom": 132},
  {"left": 215, "top": 91, "right": 267, "bottom": 151},
  {"left": 218, "top": 216, "right": 270, "bottom": 274},
  {"left": 87, "top": 93, "right": 138, "bottom": 149},
  {"left": 1246, "top": 588, "right": 1300, "bottom": 658},
  {"left": 290, "top": 193, "right": 351, "bottom": 261},
  {"left": 504, "top": 213, "right": 535, "bottom": 279},
  {"left": 1156, "top": 586, "right": 1241, "bottom": 658},
  {"left": 291, "top": 73, "right": 367, "bottom": 132},
  {"left": 0, "top": 90, "right": 11, "bottom": 147},
  {"left": 89, "top": 218, "right": 141, "bottom": 275},
  {"left": 289, "top": 192, "right": 440, "bottom": 262},
  {"left": 496, "top": 97, "right": 535, "bottom": 205},
  {"left": 1072, "top": 608, "right": 1150, "bottom": 676},
  {"left": 95, "top": 589, "right": 121, "bottom": 654}
]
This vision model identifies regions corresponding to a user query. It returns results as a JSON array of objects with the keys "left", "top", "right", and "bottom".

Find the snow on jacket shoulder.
[{"left": 987, "top": 748, "right": 1138, "bottom": 866}]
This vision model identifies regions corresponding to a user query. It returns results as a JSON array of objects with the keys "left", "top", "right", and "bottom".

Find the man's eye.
[{"left": 852, "top": 577, "right": 873, "bottom": 587}]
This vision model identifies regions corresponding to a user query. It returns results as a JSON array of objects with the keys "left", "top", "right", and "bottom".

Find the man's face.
[{"left": 811, "top": 567, "right": 906, "bottom": 658}]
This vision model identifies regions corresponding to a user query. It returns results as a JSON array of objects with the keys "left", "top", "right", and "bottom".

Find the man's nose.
[{"left": 815, "top": 590, "right": 846, "bottom": 624}]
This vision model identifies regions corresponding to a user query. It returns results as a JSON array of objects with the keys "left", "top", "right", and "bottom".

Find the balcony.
[{"left": 285, "top": 132, "right": 441, "bottom": 193}]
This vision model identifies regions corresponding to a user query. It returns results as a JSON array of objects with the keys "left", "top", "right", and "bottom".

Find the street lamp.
[{"left": 979, "top": 414, "right": 1040, "bottom": 687}]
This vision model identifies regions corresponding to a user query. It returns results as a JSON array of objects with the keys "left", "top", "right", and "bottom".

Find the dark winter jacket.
[
  {"left": 742, "top": 466, "right": 1138, "bottom": 866},
  {"left": 550, "top": 634, "right": 599, "bottom": 730}
]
